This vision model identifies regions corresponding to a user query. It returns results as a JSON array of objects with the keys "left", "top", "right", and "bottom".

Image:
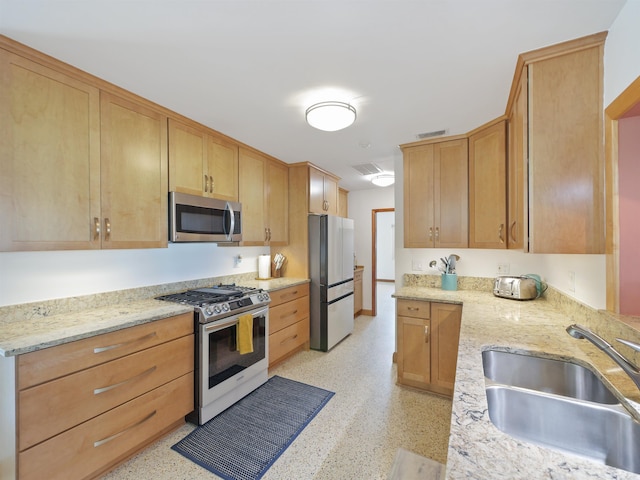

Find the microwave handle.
[{"left": 225, "top": 202, "right": 235, "bottom": 241}]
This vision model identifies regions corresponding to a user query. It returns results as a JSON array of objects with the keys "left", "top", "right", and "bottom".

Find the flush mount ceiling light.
[
  {"left": 371, "top": 174, "right": 395, "bottom": 187},
  {"left": 305, "top": 101, "right": 356, "bottom": 132}
]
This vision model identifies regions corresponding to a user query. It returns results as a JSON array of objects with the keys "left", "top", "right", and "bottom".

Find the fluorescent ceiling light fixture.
[
  {"left": 371, "top": 174, "right": 395, "bottom": 187},
  {"left": 306, "top": 101, "right": 356, "bottom": 131}
]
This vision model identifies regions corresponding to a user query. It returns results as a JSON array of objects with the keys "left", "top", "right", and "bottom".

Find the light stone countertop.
[
  {"left": 393, "top": 285, "right": 640, "bottom": 480},
  {"left": 0, "top": 275, "right": 309, "bottom": 357}
]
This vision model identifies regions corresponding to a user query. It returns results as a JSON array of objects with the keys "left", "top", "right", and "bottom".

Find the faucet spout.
[{"left": 566, "top": 324, "right": 640, "bottom": 391}]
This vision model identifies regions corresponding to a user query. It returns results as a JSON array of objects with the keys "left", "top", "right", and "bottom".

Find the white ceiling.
[{"left": 0, "top": 0, "right": 627, "bottom": 191}]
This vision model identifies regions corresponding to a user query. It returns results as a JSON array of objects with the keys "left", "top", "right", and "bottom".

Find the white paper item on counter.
[{"left": 258, "top": 255, "right": 271, "bottom": 279}]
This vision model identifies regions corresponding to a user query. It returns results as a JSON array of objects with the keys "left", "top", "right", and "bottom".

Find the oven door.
[{"left": 199, "top": 306, "right": 269, "bottom": 408}]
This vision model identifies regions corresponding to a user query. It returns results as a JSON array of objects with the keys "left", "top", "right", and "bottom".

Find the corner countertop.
[
  {"left": 393, "top": 286, "right": 640, "bottom": 480},
  {"left": 0, "top": 276, "right": 309, "bottom": 358}
]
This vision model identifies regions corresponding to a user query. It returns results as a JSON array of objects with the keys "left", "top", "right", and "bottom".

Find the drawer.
[
  {"left": 270, "top": 296, "right": 309, "bottom": 334},
  {"left": 269, "top": 283, "right": 309, "bottom": 308},
  {"left": 18, "top": 373, "right": 193, "bottom": 480},
  {"left": 269, "top": 317, "right": 309, "bottom": 365},
  {"left": 397, "top": 299, "right": 430, "bottom": 319},
  {"left": 18, "top": 312, "right": 193, "bottom": 390},
  {"left": 19, "top": 334, "right": 194, "bottom": 451}
]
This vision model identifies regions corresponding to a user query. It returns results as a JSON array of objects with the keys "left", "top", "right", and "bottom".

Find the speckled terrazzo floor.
[{"left": 100, "top": 282, "right": 452, "bottom": 480}]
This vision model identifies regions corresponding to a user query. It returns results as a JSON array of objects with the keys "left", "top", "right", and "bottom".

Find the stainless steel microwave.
[{"left": 169, "top": 192, "right": 242, "bottom": 243}]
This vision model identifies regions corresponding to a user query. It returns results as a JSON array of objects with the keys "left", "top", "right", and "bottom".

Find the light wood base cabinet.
[
  {"left": 354, "top": 267, "right": 363, "bottom": 316},
  {"left": 268, "top": 284, "right": 310, "bottom": 367},
  {"left": 396, "top": 299, "right": 461, "bottom": 396},
  {"left": 15, "top": 313, "right": 194, "bottom": 480}
]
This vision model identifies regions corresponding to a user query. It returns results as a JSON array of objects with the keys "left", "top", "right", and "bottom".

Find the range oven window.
[{"left": 207, "top": 314, "right": 266, "bottom": 389}]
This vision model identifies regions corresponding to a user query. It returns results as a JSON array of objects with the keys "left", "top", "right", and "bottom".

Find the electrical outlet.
[
  {"left": 497, "top": 263, "right": 510, "bottom": 274},
  {"left": 568, "top": 271, "right": 576, "bottom": 292},
  {"left": 412, "top": 260, "right": 423, "bottom": 271}
]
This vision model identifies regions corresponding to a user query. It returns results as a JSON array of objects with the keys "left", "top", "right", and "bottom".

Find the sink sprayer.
[{"left": 567, "top": 324, "right": 640, "bottom": 390}]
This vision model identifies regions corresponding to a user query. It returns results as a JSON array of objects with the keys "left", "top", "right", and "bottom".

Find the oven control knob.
[
  {"left": 222, "top": 303, "right": 229, "bottom": 312},
  {"left": 213, "top": 305, "right": 221, "bottom": 314},
  {"left": 205, "top": 307, "right": 213, "bottom": 316}
]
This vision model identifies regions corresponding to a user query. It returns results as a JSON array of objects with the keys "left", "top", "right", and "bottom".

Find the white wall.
[
  {"left": 348, "top": 186, "right": 395, "bottom": 311},
  {"left": 604, "top": 0, "right": 640, "bottom": 106},
  {"left": 376, "top": 211, "right": 395, "bottom": 280},
  {"left": 0, "top": 244, "right": 269, "bottom": 306}
]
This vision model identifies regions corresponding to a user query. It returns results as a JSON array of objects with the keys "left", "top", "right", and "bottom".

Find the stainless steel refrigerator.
[{"left": 309, "top": 214, "right": 355, "bottom": 351}]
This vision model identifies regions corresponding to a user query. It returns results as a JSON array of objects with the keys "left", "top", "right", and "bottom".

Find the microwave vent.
[{"left": 351, "top": 163, "right": 383, "bottom": 176}]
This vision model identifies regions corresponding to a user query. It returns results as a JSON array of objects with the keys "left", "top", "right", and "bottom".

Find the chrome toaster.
[{"left": 493, "top": 275, "right": 539, "bottom": 300}]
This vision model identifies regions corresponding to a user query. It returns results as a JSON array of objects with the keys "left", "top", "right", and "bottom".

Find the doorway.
[{"left": 371, "top": 208, "right": 395, "bottom": 317}]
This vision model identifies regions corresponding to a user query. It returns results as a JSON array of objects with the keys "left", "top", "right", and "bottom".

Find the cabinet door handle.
[
  {"left": 104, "top": 218, "right": 111, "bottom": 241},
  {"left": 435, "top": 227, "right": 439, "bottom": 240},
  {"left": 429, "top": 227, "right": 433, "bottom": 240},
  {"left": 93, "top": 332, "right": 157, "bottom": 354},
  {"left": 203, "top": 174, "right": 209, "bottom": 193},
  {"left": 93, "top": 217, "right": 101, "bottom": 240},
  {"left": 268, "top": 228, "right": 272, "bottom": 241},
  {"left": 424, "top": 325, "right": 429, "bottom": 343},
  {"left": 93, "top": 365, "right": 157, "bottom": 395},
  {"left": 93, "top": 410, "right": 156, "bottom": 448},
  {"left": 210, "top": 175, "right": 214, "bottom": 192},
  {"left": 510, "top": 221, "right": 517, "bottom": 243},
  {"left": 498, "top": 223, "right": 505, "bottom": 244}
]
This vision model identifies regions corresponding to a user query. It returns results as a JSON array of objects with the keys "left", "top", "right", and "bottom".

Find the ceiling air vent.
[
  {"left": 416, "top": 129, "right": 447, "bottom": 140},
  {"left": 351, "top": 163, "right": 383, "bottom": 176}
]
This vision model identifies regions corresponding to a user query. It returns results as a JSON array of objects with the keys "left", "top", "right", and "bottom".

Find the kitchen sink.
[
  {"left": 482, "top": 349, "right": 618, "bottom": 404},
  {"left": 485, "top": 385, "right": 640, "bottom": 474}
]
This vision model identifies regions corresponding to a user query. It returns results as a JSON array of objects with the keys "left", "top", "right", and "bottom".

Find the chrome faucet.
[{"left": 567, "top": 324, "right": 640, "bottom": 390}]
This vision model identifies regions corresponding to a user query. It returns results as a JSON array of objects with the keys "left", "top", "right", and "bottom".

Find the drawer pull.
[
  {"left": 424, "top": 325, "right": 429, "bottom": 343},
  {"left": 93, "top": 331, "right": 157, "bottom": 354},
  {"left": 407, "top": 307, "right": 420, "bottom": 311},
  {"left": 93, "top": 366, "right": 157, "bottom": 395},
  {"left": 282, "top": 309, "right": 298, "bottom": 319},
  {"left": 280, "top": 334, "right": 298, "bottom": 345},
  {"left": 93, "top": 410, "right": 157, "bottom": 448}
]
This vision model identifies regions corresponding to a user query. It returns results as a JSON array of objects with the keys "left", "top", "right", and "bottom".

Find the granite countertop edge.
[
  {"left": 0, "top": 276, "right": 309, "bottom": 357},
  {"left": 394, "top": 285, "right": 640, "bottom": 480}
]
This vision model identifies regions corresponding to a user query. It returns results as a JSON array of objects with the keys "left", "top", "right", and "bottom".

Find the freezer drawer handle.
[
  {"left": 93, "top": 366, "right": 157, "bottom": 395},
  {"left": 93, "top": 410, "right": 157, "bottom": 448},
  {"left": 93, "top": 332, "right": 157, "bottom": 354}
]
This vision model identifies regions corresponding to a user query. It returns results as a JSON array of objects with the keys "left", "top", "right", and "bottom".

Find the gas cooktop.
[{"left": 156, "top": 284, "right": 270, "bottom": 322}]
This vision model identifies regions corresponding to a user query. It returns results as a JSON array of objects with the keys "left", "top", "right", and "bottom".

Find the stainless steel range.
[{"left": 157, "top": 284, "right": 270, "bottom": 424}]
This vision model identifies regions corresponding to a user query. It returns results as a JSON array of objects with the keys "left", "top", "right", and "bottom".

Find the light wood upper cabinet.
[
  {"left": 168, "top": 118, "right": 238, "bottom": 202},
  {"left": 100, "top": 93, "right": 168, "bottom": 249},
  {"left": 468, "top": 120, "right": 507, "bottom": 249},
  {"left": 338, "top": 188, "right": 349, "bottom": 218},
  {"left": 505, "top": 33, "right": 605, "bottom": 254},
  {"left": 507, "top": 69, "right": 527, "bottom": 250},
  {"left": 309, "top": 166, "right": 339, "bottom": 215},
  {"left": 238, "top": 148, "right": 288, "bottom": 246},
  {"left": 0, "top": 49, "right": 101, "bottom": 251},
  {"left": 402, "top": 138, "right": 468, "bottom": 248}
]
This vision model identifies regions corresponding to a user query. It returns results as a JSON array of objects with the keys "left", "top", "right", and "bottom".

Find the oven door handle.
[{"left": 203, "top": 306, "right": 269, "bottom": 333}]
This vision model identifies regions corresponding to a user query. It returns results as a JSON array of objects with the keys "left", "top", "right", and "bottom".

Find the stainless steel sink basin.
[
  {"left": 482, "top": 349, "right": 618, "bottom": 404},
  {"left": 486, "top": 385, "right": 640, "bottom": 474}
]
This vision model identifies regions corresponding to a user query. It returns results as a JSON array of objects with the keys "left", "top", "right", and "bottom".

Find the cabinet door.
[
  {"left": 528, "top": 46, "right": 604, "bottom": 253},
  {"left": 397, "top": 315, "right": 431, "bottom": 387},
  {"left": 323, "top": 174, "right": 339, "bottom": 215},
  {"left": 469, "top": 121, "right": 507, "bottom": 249},
  {"left": 207, "top": 134, "right": 239, "bottom": 201},
  {"left": 239, "top": 148, "right": 267, "bottom": 245},
  {"left": 100, "top": 93, "right": 168, "bottom": 249},
  {"left": 168, "top": 118, "right": 206, "bottom": 196},
  {"left": 434, "top": 139, "right": 468, "bottom": 248},
  {"left": 508, "top": 69, "right": 527, "bottom": 250},
  {"left": 308, "top": 167, "right": 326, "bottom": 214},
  {"left": 0, "top": 50, "right": 101, "bottom": 251},
  {"left": 403, "top": 144, "right": 435, "bottom": 247},
  {"left": 266, "top": 160, "right": 289, "bottom": 246},
  {"left": 338, "top": 188, "right": 349, "bottom": 217},
  {"left": 430, "top": 302, "right": 461, "bottom": 392}
]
